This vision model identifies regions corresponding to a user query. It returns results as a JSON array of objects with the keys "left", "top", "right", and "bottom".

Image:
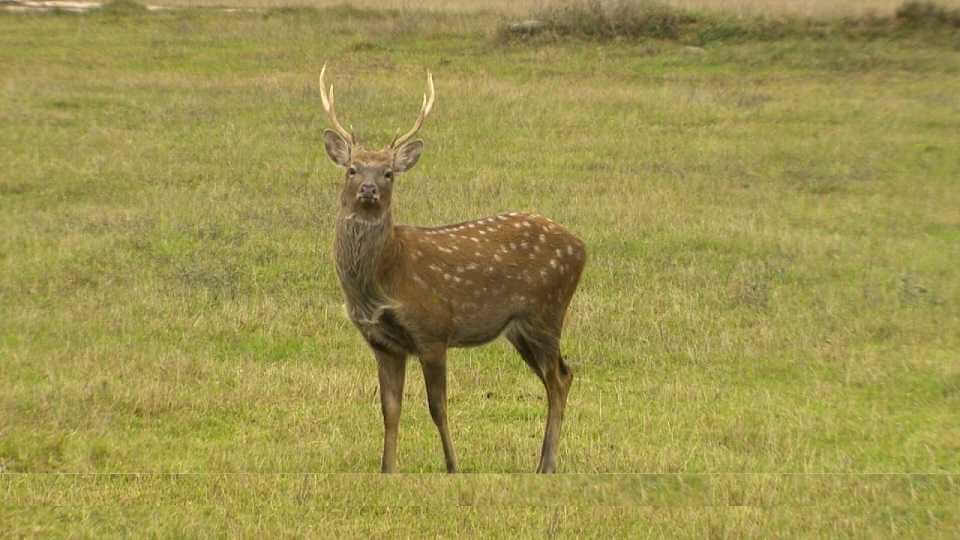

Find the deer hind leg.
[
  {"left": 419, "top": 344, "right": 458, "bottom": 473},
  {"left": 506, "top": 322, "right": 573, "bottom": 474},
  {"left": 375, "top": 349, "right": 408, "bottom": 473}
]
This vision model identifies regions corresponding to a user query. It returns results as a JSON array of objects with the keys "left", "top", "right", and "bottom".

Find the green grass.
[
  {"left": 2, "top": 1, "right": 959, "bottom": 536},
  {"left": 6, "top": 474, "right": 959, "bottom": 536}
]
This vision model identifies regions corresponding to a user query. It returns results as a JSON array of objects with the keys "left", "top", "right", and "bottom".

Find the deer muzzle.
[{"left": 357, "top": 183, "right": 379, "bottom": 203}]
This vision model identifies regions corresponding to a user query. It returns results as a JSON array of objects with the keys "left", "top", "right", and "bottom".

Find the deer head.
[{"left": 320, "top": 64, "right": 434, "bottom": 223}]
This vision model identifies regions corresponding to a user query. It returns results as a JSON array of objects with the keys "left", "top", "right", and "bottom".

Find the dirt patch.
[
  {"left": 1, "top": 0, "right": 183, "bottom": 12},
  {"left": 1, "top": 0, "right": 103, "bottom": 12}
]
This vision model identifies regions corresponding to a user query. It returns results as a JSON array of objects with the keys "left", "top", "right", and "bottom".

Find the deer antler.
[
  {"left": 391, "top": 70, "right": 435, "bottom": 149},
  {"left": 319, "top": 64, "right": 354, "bottom": 146}
]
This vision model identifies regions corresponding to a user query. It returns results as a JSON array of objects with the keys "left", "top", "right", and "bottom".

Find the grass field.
[
  {"left": 133, "top": 0, "right": 960, "bottom": 17},
  {"left": 2, "top": 0, "right": 959, "bottom": 536}
]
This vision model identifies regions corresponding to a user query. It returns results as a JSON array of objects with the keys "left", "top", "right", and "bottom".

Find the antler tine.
[
  {"left": 319, "top": 63, "right": 354, "bottom": 146},
  {"left": 391, "top": 70, "right": 435, "bottom": 149}
]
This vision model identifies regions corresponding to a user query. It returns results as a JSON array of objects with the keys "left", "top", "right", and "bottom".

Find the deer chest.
[{"left": 350, "top": 305, "right": 418, "bottom": 355}]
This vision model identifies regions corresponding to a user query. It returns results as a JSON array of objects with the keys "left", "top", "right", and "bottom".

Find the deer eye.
[
  {"left": 347, "top": 166, "right": 357, "bottom": 176},
  {"left": 384, "top": 170, "right": 394, "bottom": 180}
]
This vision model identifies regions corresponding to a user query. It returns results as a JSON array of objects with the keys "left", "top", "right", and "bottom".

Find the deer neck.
[{"left": 334, "top": 208, "right": 397, "bottom": 324}]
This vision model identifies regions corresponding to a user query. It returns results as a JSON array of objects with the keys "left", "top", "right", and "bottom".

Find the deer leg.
[
  {"left": 375, "top": 349, "right": 407, "bottom": 473},
  {"left": 507, "top": 327, "right": 572, "bottom": 473},
  {"left": 419, "top": 344, "right": 458, "bottom": 473},
  {"left": 538, "top": 353, "right": 573, "bottom": 473}
]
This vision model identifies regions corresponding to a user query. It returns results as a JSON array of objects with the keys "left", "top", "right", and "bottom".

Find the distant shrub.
[
  {"left": 263, "top": 6, "right": 321, "bottom": 18},
  {"left": 100, "top": 0, "right": 148, "bottom": 15},
  {"left": 264, "top": 5, "right": 399, "bottom": 22},
  {"left": 499, "top": 0, "right": 692, "bottom": 42},
  {"left": 605, "top": 0, "right": 691, "bottom": 39},
  {"left": 895, "top": 1, "right": 960, "bottom": 27},
  {"left": 497, "top": 0, "right": 960, "bottom": 46},
  {"left": 693, "top": 16, "right": 797, "bottom": 45}
]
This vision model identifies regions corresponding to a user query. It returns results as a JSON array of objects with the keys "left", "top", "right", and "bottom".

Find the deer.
[{"left": 319, "top": 64, "right": 586, "bottom": 473}]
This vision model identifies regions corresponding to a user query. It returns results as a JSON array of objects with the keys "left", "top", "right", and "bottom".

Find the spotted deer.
[{"left": 320, "top": 65, "right": 586, "bottom": 473}]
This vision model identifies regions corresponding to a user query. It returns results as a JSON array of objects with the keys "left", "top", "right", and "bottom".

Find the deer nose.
[{"left": 358, "top": 183, "right": 378, "bottom": 198}]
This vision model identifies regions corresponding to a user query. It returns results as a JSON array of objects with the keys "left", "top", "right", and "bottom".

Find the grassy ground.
[
  {"left": 141, "top": 0, "right": 960, "bottom": 18},
  {"left": 2, "top": 1, "right": 959, "bottom": 536}
]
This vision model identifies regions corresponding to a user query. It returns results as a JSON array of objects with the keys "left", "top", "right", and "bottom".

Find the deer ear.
[
  {"left": 323, "top": 129, "right": 351, "bottom": 167},
  {"left": 393, "top": 139, "right": 423, "bottom": 173}
]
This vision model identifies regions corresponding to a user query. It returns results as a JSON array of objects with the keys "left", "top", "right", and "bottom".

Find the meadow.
[
  {"left": 129, "top": 0, "right": 960, "bottom": 17},
  {"left": 2, "top": 0, "right": 959, "bottom": 536}
]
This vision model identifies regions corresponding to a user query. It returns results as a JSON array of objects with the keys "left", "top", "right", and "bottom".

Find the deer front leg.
[
  {"left": 375, "top": 349, "right": 407, "bottom": 473},
  {"left": 419, "top": 344, "right": 458, "bottom": 473}
]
